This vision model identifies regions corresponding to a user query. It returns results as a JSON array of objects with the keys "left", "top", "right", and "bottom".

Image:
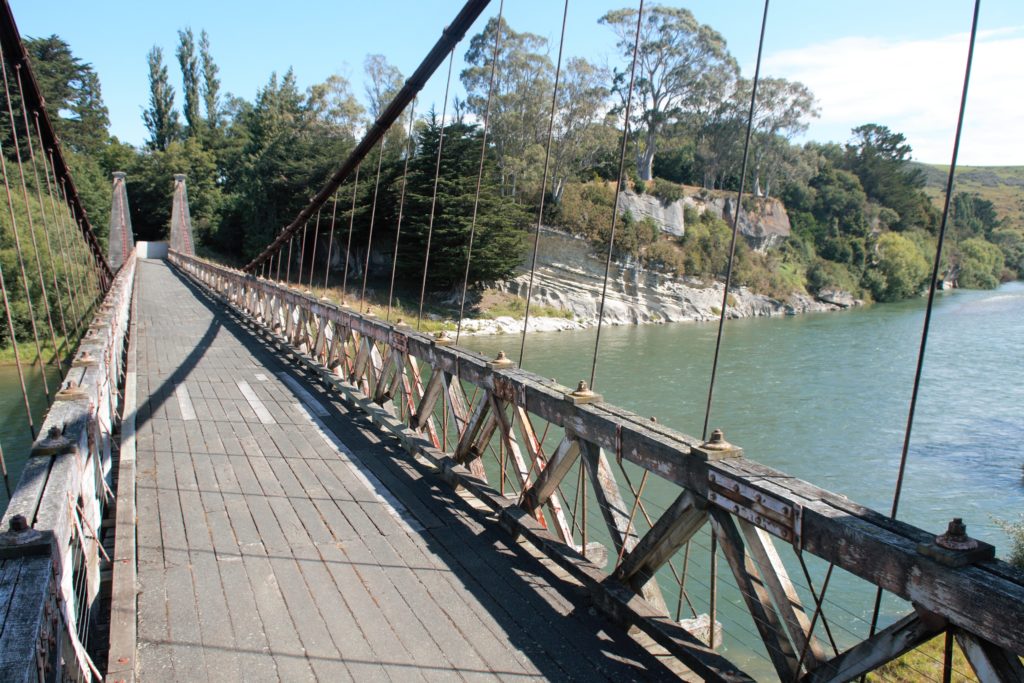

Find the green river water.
[
  {"left": 462, "top": 281, "right": 1024, "bottom": 678},
  {"left": 0, "top": 282, "right": 1020, "bottom": 678}
]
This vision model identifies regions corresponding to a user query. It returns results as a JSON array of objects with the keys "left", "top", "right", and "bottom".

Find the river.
[
  {"left": 0, "top": 283, "right": 1019, "bottom": 677},
  {"left": 463, "top": 281, "right": 1024, "bottom": 677}
]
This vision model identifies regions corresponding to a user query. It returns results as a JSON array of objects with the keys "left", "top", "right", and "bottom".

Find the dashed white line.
[
  {"left": 237, "top": 380, "right": 276, "bottom": 424},
  {"left": 174, "top": 384, "right": 196, "bottom": 420}
]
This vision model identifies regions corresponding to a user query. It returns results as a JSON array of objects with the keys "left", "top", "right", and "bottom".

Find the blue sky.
[{"left": 10, "top": 1, "right": 1023, "bottom": 165}]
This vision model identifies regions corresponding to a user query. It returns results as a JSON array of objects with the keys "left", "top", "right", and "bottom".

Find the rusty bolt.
[
  {"left": 9, "top": 514, "right": 28, "bottom": 532},
  {"left": 80, "top": 350, "right": 91, "bottom": 359},
  {"left": 702, "top": 428, "right": 736, "bottom": 452},
  {"left": 575, "top": 380, "right": 591, "bottom": 394},
  {"left": 650, "top": 416, "right": 658, "bottom": 423},
  {"left": 495, "top": 350, "right": 508, "bottom": 362},
  {"left": 936, "top": 517, "right": 979, "bottom": 551},
  {"left": 117, "top": 657, "right": 129, "bottom": 665},
  {"left": 47, "top": 425, "right": 61, "bottom": 439},
  {"left": 63, "top": 380, "right": 77, "bottom": 390}
]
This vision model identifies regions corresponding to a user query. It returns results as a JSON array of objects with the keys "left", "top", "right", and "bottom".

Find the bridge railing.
[
  {"left": 171, "top": 250, "right": 1024, "bottom": 682},
  {"left": 0, "top": 249, "right": 136, "bottom": 682}
]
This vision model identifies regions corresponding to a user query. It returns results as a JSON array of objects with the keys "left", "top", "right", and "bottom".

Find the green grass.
[
  {"left": 915, "top": 163, "right": 1024, "bottom": 229},
  {"left": 0, "top": 334, "right": 77, "bottom": 366},
  {"left": 478, "top": 296, "right": 573, "bottom": 321},
  {"left": 871, "top": 634, "right": 976, "bottom": 682}
]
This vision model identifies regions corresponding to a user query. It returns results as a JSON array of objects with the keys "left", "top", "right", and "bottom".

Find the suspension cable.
[
  {"left": 323, "top": 192, "right": 340, "bottom": 291},
  {"left": 285, "top": 234, "right": 293, "bottom": 283},
  {"left": 1, "top": 54, "right": 62, "bottom": 383},
  {"left": 455, "top": 0, "right": 505, "bottom": 344},
  {"left": 307, "top": 207, "right": 322, "bottom": 290},
  {"left": 518, "top": 0, "right": 569, "bottom": 363},
  {"left": 386, "top": 98, "right": 418, "bottom": 322},
  {"left": 297, "top": 220, "right": 308, "bottom": 285},
  {"left": 341, "top": 167, "right": 360, "bottom": 299},
  {"left": 701, "top": 0, "right": 769, "bottom": 441},
  {"left": 360, "top": 139, "right": 388, "bottom": 310},
  {"left": 868, "top": 0, "right": 980, "bottom": 645},
  {"left": 588, "top": 0, "right": 644, "bottom": 391},
  {"left": 17, "top": 69, "right": 70, "bottom": 364},
  {"left": 54, "top": 170, "right": 88, "bottom": 324},
  {"left": 39, "top": 131, "right": 82, "bottom": 333},
  {"left": 416, "top": 48, "right": 456, "bottom": 331},
  {"left": 0, "top": 100, "right": 49, "bottom": 398},
  {"left": 0, "top": 256, "right": 34, "bottom": 437}
]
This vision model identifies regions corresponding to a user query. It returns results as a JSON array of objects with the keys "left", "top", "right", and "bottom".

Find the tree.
[
  {"left": 220, "top": 70, "right": 357, "bottom": 258},
  {"left": 843, "top": 124, "right": 934, "bottom": 231},
  {"left": 363, "top": 54, "right": 403, "bottom": 121},
  {"left": 462, "top": 17, "right": 553, "bottom": 197},
  {"left": 143, "top": 46, "right": 180, "bottom": 151},
  {"left": 395, "top": 115, "right": 528, "bottom": 289},
  {"left": 601, "top": 5, "right": 735, "bottom": 180},
  {"left": 306, "top": 74, "right": 364, "bottom": 135},
  {"left": 868, "top": 232, "right": 929, "bottom": 301},
  {"left": 25, "top": 35, "right": 109, "bottom": 155},
  {"left": 747, "top": 77, "right": 818, "bottom": 198},
  {"left": 549, "top": 58, "right": 612, "bottom": 200},
  {"left": 199, "top": 30, "right": 221, "bottom": 130},
  {"left": 176, "top": 28, "right": 202, "bottom": 136}
]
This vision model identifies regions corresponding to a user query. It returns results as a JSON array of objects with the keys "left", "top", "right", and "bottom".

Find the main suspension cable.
[
  {"left": 701, "top": 0, "right": 769, "bottom": 441},
  {"left": 416, "top": 48, "right": 456, "bottom": 331},
  {"left": 455, "top": 0, "right": 505, "bottom": 344},
  {"left": 518, "top": 0, "right": 569, "bottom": 365},
  {"left": 868, "top": 0, "right": 980, "bottom": 646},
  {"left": 589, "top": 0, "right": 644, "bottom": 391}
]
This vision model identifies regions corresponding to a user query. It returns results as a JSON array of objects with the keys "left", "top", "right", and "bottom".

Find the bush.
[
  {"left": 956, "top": 237, "right": 1004, "bottom": 289},
  {"left": 555, "top": 182, "right": 615, "bottom": 240},
  {"left": 867, "top": 232, "right": 929, "bottom": 301},
  {"left": 652, "top": 178, "right": 684, "bottom": 206},
  {"left": 645, "top": 240, "right": 687, "bottom": 275},
  {"left": 995, "top": 515, "right": 1024, "bottom": 569}
]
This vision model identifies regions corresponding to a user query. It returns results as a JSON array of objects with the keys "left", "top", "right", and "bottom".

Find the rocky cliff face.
[
  {"left": 618, "top": 188, "right": 792, "bottom": 252},
  {"left": 487, "top": 228, "right": 840, "bottom": 333}
]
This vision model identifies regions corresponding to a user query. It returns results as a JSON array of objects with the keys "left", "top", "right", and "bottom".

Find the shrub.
[
  {"left": 995, "top": 515, "right": 1024, "bottom": 569},
  {"left": 652, "top": 178, "right": 684, "bottom": 206}
]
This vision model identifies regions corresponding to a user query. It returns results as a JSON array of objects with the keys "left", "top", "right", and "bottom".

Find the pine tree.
[{"left": 142, "top": 46, "right": 180, "bottom": 151}]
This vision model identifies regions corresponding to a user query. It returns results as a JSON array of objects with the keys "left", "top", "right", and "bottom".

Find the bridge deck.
[{"left": 130, "top": 259, "right": 673, "bottom": 681}]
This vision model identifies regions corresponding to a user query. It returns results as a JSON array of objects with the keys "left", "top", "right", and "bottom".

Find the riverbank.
[{"left": 450, "top": 228, "right": 860, "bottom": 336}]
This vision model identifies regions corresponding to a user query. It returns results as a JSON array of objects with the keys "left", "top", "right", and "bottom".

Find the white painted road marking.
[
  {"left": 277, "top": 372, "right": 329, "bottom": 416},
  {"left": 237, "top": 381, "right": 276, "bottom": 424},
  {"left": 174, "top": 384, "right": 196, "bottom": 420},
  {"left": 292, "top": 401, "right": 423, "bottom": 534}
]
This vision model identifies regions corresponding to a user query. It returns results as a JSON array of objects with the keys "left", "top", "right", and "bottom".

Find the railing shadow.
[{"left": 137, "top": 259, "right": 675, "bottom": 680}]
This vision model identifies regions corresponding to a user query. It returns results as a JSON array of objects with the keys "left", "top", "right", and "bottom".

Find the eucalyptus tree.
[{"left": 601, "top": 5, "right": 736, "bottom": 181}]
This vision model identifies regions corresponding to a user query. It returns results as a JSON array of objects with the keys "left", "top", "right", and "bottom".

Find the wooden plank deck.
[{"left": 128, "top": 259, "right": 675, "bottom": 682}]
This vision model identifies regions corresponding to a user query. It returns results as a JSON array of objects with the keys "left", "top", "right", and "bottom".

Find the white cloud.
[{"left": 763, "top": 27, "right": 1024, "bottom": 166}]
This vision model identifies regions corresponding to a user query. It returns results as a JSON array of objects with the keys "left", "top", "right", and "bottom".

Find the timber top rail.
[{"left": 169, "top": 250, "right": 1024, "bottom": 682}]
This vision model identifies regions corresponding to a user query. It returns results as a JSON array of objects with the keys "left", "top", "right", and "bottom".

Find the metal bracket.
[{"left": 707, "top": 471, "right": 802, "bottom": 547}]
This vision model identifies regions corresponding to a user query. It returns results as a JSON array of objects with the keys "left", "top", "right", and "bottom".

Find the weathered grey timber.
[
  {"left": 129, "top": 259, "right": 676, "bottom": 681},
  {"left": 170, "top": 251, "right": 1024, "bottom": 683},
  {"left": 0, "top": 250, "right": 136, "bottom": 682}
]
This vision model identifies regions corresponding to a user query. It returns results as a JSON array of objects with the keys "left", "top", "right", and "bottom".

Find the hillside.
[{"left": 915, "top": 163, "right": 1024, "bottom": 229}]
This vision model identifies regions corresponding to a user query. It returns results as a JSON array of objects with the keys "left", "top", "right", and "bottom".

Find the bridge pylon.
[
  {"left": 169, "top": 173, "right": 195, "bottom": 255},
  {"left": 107, "top": 171, "right": 135, "bottom": 271}
]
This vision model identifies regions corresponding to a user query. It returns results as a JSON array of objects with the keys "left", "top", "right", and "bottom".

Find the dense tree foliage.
[{"left": 18, "top": 13, "right": 1020, "bottom": 310}]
